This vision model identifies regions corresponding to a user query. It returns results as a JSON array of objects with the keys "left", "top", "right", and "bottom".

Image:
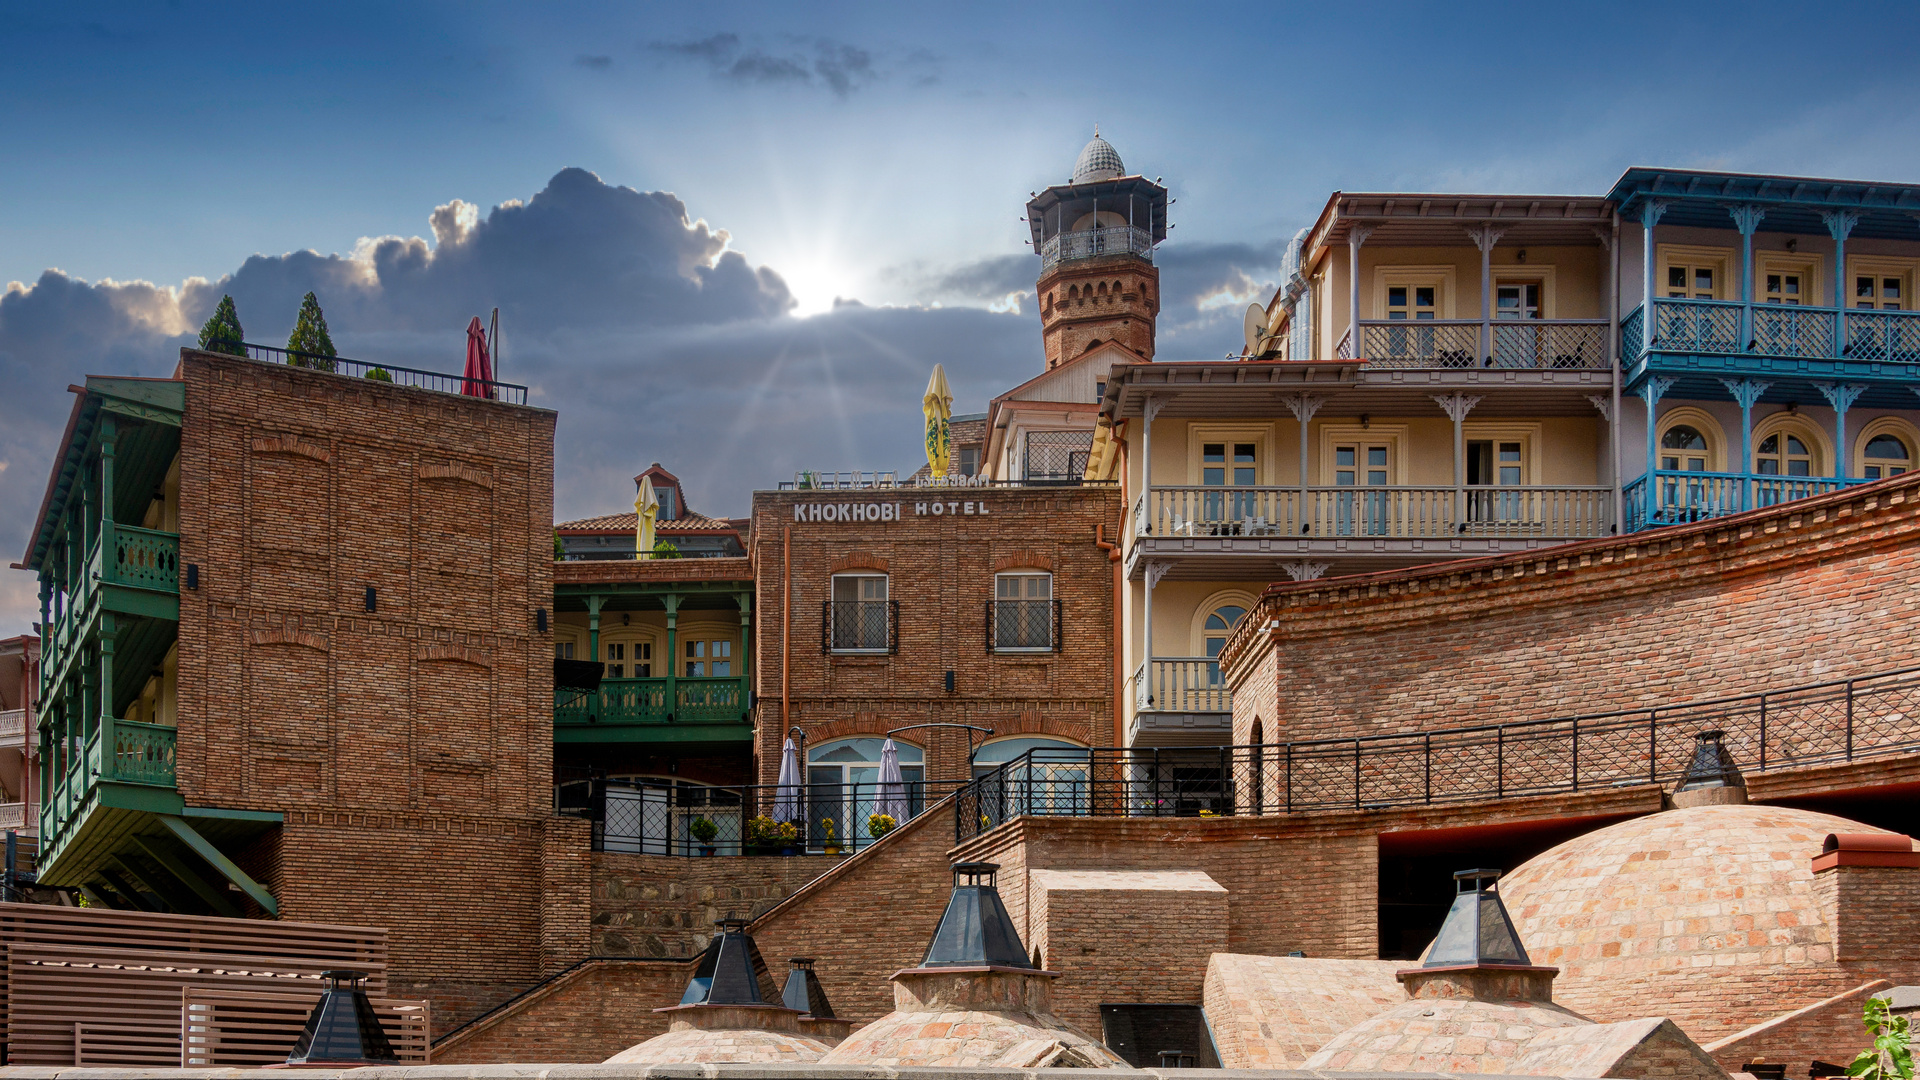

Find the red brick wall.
[
  {"left": 750, "top": 487, "right": 1120, "bottom": 786},
  {"left": 1819, "top": 865, "right": 1920, "bottom": 962},
  {"left": 591, "top": 850, "right": 835, "bottom": 958},
  {"left": 1028, "top": 870, "right": 1228, "bottom": 1035},
  {"left": 1038, "top": 256, "right": 1159, "bottom": 368},
  {"left": 1226, "top": 477, "right": 1920, "bottom": 747},
  {"left": 172, "top": 349, "right": 561, "bottom": 1028},
  {"left": 430, "top": 958, "right": 692, "bottom": 1064},
  {"left": 1704, "top": 979, "right": 1893, "bottom": 1078}
]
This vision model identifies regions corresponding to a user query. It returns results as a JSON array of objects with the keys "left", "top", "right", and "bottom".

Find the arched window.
[
  {"left": 1863, "top": 433, "right": 1914, "bottom": 479},
  {"left": 1248, "top": 718, "right": 1266, "bottom": 815},
  {"left": 972, "top": 736, "right": 1088, "bottom": 780},
  {"left": 1755, "top": 431, "right": 1815, "bottom": 477},
  {"left": 973, "top": 736, "right": 1090, "bottom": 815},
  {"left": 1204, "top": 605, "right": 1248, "bottom": 685},
  {"left": 807, "top": 737, "right": 926, "bottom": 848},
  {"left": 1660, "top": 425, "right": 1710, "bottom": 472}
]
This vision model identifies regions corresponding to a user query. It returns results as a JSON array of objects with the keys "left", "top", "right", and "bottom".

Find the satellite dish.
[{"left": 1243, "top": 304, "right": 1268, "bottom": 355}]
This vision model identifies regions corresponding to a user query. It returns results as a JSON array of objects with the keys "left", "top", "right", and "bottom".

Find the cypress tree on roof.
[
  {"left": 286, "top": 292, "right": 337, "bottom": 372},
  {"left": 197, "top": 295, "right": 246, "bottom": 357}
]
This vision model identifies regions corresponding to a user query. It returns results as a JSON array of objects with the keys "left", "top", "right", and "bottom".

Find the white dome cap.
[{"left": 1072, "top": 130, "right": 1124, "bottom": 183}]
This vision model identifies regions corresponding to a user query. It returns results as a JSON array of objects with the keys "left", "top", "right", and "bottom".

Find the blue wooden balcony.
[
  {"left": 1623, "top": 299, "right": 1920, "bottom": 389},
  {"left": 1623, "top": 469, "right": 1870, "bottom": 530}
]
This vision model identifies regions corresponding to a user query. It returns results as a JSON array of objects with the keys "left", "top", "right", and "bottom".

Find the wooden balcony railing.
[
  {"left": 554, "top": 677, "right": 751, "bottom": 727},
  {"left": 0, "top": 709, "right": 25, "bottom": 741},
  {"left": 1138, "top": 485, "right": 1612, "bottom": 541},
  {"left": 1623, "top": 470, "right": 1867, "bottom": 531},
  {"left": 1132, "top": 659, "right": 1232, "bottom": 715},
  {"left": 1354, "top": 319, "right": 1609, "bottom": 369},
  {"left": 1624, "top": 299, "right": 1920, "bottom": 365},
  {"left": 40, "top": 719, "right": 177, "bottom": 864}
]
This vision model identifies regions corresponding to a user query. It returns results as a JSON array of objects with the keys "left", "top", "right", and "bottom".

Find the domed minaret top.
[{"left": 1072, "top": 128, "right": 1125, "bottom": 183}]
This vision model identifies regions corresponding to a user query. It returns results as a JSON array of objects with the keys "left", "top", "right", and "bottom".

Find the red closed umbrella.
[{"left": 462, "top": 316, "right": 494, "bottom": 398}]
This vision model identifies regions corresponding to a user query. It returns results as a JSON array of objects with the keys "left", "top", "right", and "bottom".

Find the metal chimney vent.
[
  {"left": 782, "top": 957, "right": 837, "bottom": 1018},
  {"left": 921, "top": 862, "right": 1035, "bottom": 969},
  {"left": 1424, "top": 869, "right": 1531, "bottom": 968},
  {"left": 1675, "top": 729, "right": 1745, "bottom": 792},
  {"left": 680, "top": 918, "right": 777, "bottom": 1006},
  {"left": 285, "top": 969, "right": 397, "bottom": 1065}
]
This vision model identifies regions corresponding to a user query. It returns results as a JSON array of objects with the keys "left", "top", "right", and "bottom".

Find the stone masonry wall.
[
  {"left": 592, "top": 851, "right": 837, "bottom": 958},
  {"left": 1226, "top": 474, "right": 1920, "bottom": 748},
  {"left": 173, "top": 349, "right": 561, "bottom": 1030},
  {"left": 750, "top": 486, "right": 1120, "bottom": 787}
]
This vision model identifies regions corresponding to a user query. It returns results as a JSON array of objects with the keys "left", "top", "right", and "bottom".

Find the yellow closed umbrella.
[
  {"left": 923, "top": 364, "right": 953, "bottom": 478},
  {"left": 1085, "top": 416, "right": 1118, "bottom": 482},
  {"left": 635, "top": 474, "right": 658, "bottom": 558}
]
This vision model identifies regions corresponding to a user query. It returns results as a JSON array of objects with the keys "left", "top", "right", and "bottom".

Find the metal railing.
[
  {"left": 957, "top": 665, "right": 1920, "bottom": 840},
  {"left": 1138, "top": 485, "right": 1612, "bottom": 540},
  {"left": 563, "top": 777, "right": 968, "bottom": 856},
  {"left": 1623, "top": 301, "right": 1920, "bottom": 364},
  {"left": 553, "top": 677, "right": 751, "bottom": 726},
  {"left": 1133, "top": 658, "right": 1231, "bottom": 714},
  {"left": 824, "top": 600, "right": 897, "bottom": 654},
  {"left": 205, "top": 340, "right": 529, "bottom": 405},
  {"left": 1623, "top": 470, "right": 1864, "bottom": 531},
  {"left": 1040, "top": 226, "right": 1155, "bottom": 273},
  {"left": 988, "top": 599, "right": 1060, "bottom": 652}
]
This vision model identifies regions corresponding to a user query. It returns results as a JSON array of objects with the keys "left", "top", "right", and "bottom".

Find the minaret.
[{"left": 1026, "top": 130, "right": 1169, "bottom": 370}]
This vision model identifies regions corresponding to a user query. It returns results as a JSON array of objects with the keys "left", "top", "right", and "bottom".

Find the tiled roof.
[{"left": 557, "top": 511, "right": 741, "bottom": 533}]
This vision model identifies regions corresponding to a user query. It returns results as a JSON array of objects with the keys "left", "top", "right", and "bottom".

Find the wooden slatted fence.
[
  {"left": 181, "top": 987, "right": 429, "bottom": 1066},
  {"left": 0, "top": 902, "right": 387, "bottom": 1066}
]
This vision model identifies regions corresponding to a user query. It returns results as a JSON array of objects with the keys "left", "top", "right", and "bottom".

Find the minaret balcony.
[{"left": 1041, "top": 226, "right": 1155, "bottom": 273}]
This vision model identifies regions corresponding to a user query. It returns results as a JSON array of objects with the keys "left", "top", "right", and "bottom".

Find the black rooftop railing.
[
  {"left": 203, "top": 340, "right": 529, "bottom": 405},
  {"left": 956, "top": 664, "right": 1920, "bottom": 841}
]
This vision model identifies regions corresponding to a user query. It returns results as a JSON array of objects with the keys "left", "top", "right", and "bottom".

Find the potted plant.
[
  {"left": 746, "top": 814, "right": 779, "bottom": 855},
  {"left": 868, "top": 812, "right": 897, "bottom": 840},
  {"left": 821, "top": 817, "right": 840, "bottom": 856},
  {"left": 777, "top": 819, "right": 801, "bottom": 856},
  {"left": 689, "top": 815, "right": 719, "bottom": 856}
]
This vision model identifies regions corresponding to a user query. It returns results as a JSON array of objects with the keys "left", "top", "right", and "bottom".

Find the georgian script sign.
[{"left": 792, "top": 499, "right": 994, "bottom": 522}]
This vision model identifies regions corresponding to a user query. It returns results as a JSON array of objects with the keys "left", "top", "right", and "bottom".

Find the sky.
[{"left": 6, "top": 0, "right": 1920, "bottom": 629}]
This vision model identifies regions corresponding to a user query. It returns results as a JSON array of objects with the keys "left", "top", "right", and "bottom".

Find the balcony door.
[
  {"left": 1467, "top": 440, "right": 1524, "bottom": 523},
  {"left": 1333, "top": 442, "right": 1392, "bottom": 535},
  {"left": 1201, "top": 441, "right": 1257, "bottom": 529}
]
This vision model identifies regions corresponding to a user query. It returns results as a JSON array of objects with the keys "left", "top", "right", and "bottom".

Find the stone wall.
[
  {"left": 592, "top": 851, "right": 837, "bottom": 958},
  {"left": 1225, "top": 474, "right": 1920, "bottom": 747}
]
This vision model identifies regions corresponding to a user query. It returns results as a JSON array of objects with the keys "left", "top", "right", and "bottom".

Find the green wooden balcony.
[
  {"left": 39, "top": 718, "right": 179, "bottom": 878},
  {"left": 554, "top": 676, "right": 753, "bottom": 744}
]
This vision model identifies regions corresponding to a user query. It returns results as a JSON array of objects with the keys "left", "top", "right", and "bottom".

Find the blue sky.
[{"left": 5, "top": 1, "right": 1920, "bottom": 626}]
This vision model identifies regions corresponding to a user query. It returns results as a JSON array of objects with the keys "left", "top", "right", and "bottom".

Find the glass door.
[
  {"left": 1201, "top": 442, "right": 1257, "bottom": 532},
  {"left": 1493, "top": 282, "right": 1542, "bottom": 367},
  {"left": 1333, "top": 443, "right": 1392, "bottom": 535}
]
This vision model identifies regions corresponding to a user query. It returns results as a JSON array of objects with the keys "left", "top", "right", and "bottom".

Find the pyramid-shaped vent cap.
[
  {"left": 1424, "top": 870, "right": 1531, "bottom": 968},
  {"left": 681, "top": 919, "right": 778, "bottom": 1006},
  {"left": 921, "top": 862, "right": 1036, "bottom": 969},
  {"left": 1073, "top": 133, "right": 1125, "bottom": 183},
  {"left": 1675, "top": 729, "right": 1746, "bottom": 792},
  {"left": 781, "top": 957, "right": 837, "bottom": 1018},
  {"left": 285, "top": 970, "right": 398, "bottom": 1065}
]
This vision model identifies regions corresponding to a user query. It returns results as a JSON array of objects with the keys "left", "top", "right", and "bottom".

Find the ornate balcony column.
[
  {"left": 1282, "top": 392, "right": 1327, "bottom": 530},
  {"left": 1824, "top": 211, "right": 1861, "bottom": 355},
  {"left": 96, "top": 612, "right": 115, "bottom": 779},
  {"left": 1433, "top": 393, "right": 1483, "bottom": 529},
  {"left": 1816, "top": 383, "right": 1868, "bottom": 478},
  {"left": 1348, "top": 225, "right": 1375, "bottom": 360},
  {"left": 586, "top": 594, "right": 604, "bottom": 662},
  {"left": 1466, "top": 225, "right": 1505, "bottom": 364},
  {"left": 737, "top": 590, "right": 754, "bottom": 703},
  {"left": 1728, "top": 205, "right": 1766, "bottom": 352},
  {"left": 1142, "top": 561, "right": 1171, "bottom": 674},
  {"left": 664, "top": 593, "right": 682, "bottom": 719},
  {"left": 1639, "top": 201, "right": 1669, "bottom": 353},
  {"left": 1720, "top": 379, "right": 1771, "bottom": 511},
  {"left": 1641, "top": 376, "right": 1676, "bottom": 524},
  {"left": 1140, "top": 395, "right": 1164, "bottom": 532}
]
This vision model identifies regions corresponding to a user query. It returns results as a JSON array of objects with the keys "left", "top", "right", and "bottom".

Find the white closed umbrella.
[
  {"left": 772, "top": 737, "right": 803, "bottom": 823},
  {"left": 876, "top": 738, "right": 908, "bottom": 826}
]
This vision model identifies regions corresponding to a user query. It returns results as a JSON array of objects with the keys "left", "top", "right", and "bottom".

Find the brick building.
[
  {"left": 20, "top": 346, "right": 560, "bottom": 1024},
  {"left": 749, "top": 482, "right": 1122, "bottom": 810}
]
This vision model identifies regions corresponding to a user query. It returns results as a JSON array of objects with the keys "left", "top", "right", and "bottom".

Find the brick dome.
[{"left": 1497, "top": 804, "right": 1885, "bottom": 1035}]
